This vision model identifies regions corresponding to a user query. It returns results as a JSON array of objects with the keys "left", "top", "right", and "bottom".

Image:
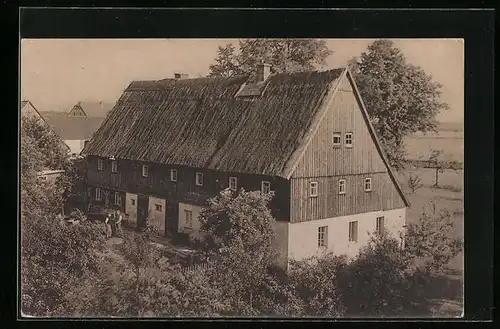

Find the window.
[
  {"left": 310, "top": 181, "right": 319, "bottom": 197},
  {"left": 318, "top": 226, "right": 328, "bottom": 248},
  {"left": 131, "top": 198, "right": 136, "bottom": 206},
  {"left": 170, "top": 169, "right": 177, "bottom": 182},
  {"left": 349, "top": 221, "right": 358, "bottom": 242},
  {"left": 345, "top": 132, "right": 353, "bottom": 147},
  {"left": 196, "top": 172, "right": 203, "bottom": 186},
  {"left": 376, "top": 216, "right": 385, "bottom": 235},
  {"left": 261, "top": 181, "right": 271, "bottom": 195},
  {"left": 184, "top": 210, "right": 193, "bottom": 228},
  {"left": 229, "top": 177, "right": 238, "bottom": 191},
  {"left": 339, "top": 179, "right": 346, "bottom": 194},
  {"left": 111, "top": 161, "right": 118, "bottom": 173},
  {"left": 155, "top": 204, "right": 163, "bottom": 212},
  {"left": 142, "top": 165, "right": 148, "bottom": 177},
  {"left": 364, "top": 177, "right": 372, "bottom": 192},
  {"left": 95, "top": 187, "right": 102, "bottom": 201},
  {"left": 97, "top": 159, "right": 103, "bottom": 171},
  {"left": 114, "top": 192, "right": 121, "bottom": 205},
  {"left": 333, "top": 132, "right": 341, "bottom": 146}
]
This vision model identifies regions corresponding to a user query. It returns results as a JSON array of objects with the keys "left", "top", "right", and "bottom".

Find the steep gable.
[{"left": 289, "top": 71, "right": 409, "bottom": 207}]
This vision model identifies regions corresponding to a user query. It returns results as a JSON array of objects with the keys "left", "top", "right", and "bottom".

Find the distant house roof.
[
  {"left": 69, "top": 101, "right": 114, "bottom": 118},
  {"left": 83, "top": 69, "right": 345, "bottom": 177},
  {"left": 41, "top": 115, "right": 105, "bottom": 140}
]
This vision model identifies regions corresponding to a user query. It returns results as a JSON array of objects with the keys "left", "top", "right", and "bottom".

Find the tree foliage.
[
  {"left": 404, "top": 202, "right": 463, "bottom": 277},
  {"left": 21, "top": 116, "right": 69, "bottom": 218},
  {"left": 209, "top": 39, "right": 332, "bottom": 77},
  {"left": 349, "top": 39, "right": 449, "bottom": 168},
  {"left": 197, "top": 188, "right": 279, "bottom": 315},
  {"left": 20, "top": 216, "right": 106, "bottom": 316}
]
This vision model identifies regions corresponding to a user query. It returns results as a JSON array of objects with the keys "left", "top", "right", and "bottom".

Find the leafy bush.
[
  {"left": 404, "top": 203, "right": 463, "bottom": 277},
  {"left": 20, "top": 216, "right": 106, "bottom": 316},
  {"left": 288, "top": 254, "right": 347, "bottom": 317}
]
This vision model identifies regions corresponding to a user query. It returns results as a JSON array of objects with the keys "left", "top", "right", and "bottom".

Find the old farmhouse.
[{"left": 82, "top": 65, "right": 409, "bottom": 262}]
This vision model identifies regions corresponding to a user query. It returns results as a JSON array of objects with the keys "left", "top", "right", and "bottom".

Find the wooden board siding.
[
  {"left": 86, "top": 156, "right": 290, "bottom": 221},
  {"left": 290, "top": 172, "right": 406, "bottom": 223},
  {"left": 291, "top": 75, "right": 387, "bottom": 178}
]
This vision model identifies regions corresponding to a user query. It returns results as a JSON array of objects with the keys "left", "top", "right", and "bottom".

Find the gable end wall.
[{"left": 289, "top": 75, "right": 406, "bottom": 223}]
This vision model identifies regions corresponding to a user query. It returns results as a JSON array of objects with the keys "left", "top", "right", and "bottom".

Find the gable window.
[
  {"left": 318, "top": 226, "right": 328, "bottom": 248},
  {"left": 142, "top": 165, "right": 148, "bottom": 178},
  {"left": 155, "top": 204, "right": 163, "bottom": 212},
  {"left": 196, "top": 172, "right": 204, "bottom": 186},
  {"left": 111, "top": 161, "right": 118, "bottom": 173},
  {"left": 229, "top": 177, "right": 238, "bottom": 191},
  {"left": 349, "top": 221, "right": 358, "bottom": 242},
  {"left": 345, "top": 132, "right": 353, "bottom": 148},
  {"left": 376, "top": 216, "right": 385, "bottom": 235},
  {"left": 339, "top": 179, "right": 346, "bottom": 194},
  {"left": 114, "top": 192, "right": 121, "bottom": 205},
  {"left": 333, "top": 132, "right": 341, "bottom": 146},
  {"left": 97, "top": 159, "right": 103, "bottom": 171},
  {"left": 131, "top": 198, "right": 136, "bottom": 206},
  {"left": 310, "top": 181, "right": 319, "bottom": 197},
  {"left": 184, "top": 210, "right": 193, "bottom": 228},
  {"left": 364, "top": 178, "right": 372, "bottom": 192},
  {"left": 95, "top": 187, "right": 102, "bottom": 201},
  {"left": 261, "top": 181, "right": 271, "bottom": 195},
  {"left": 170, "top": 169, "right": 177, "bottom": 182}
]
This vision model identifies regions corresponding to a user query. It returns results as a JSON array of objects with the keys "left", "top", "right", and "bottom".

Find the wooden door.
[{"left": 137, "top": 195, "right": 149, "bottom": 228}]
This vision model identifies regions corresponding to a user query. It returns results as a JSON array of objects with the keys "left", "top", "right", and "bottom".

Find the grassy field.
[
  {"left": 404, "top": 122, "right": 464, "bottom": 163},
  {"left": 395, "top": 167, "right": 464, "bottom": 317}
]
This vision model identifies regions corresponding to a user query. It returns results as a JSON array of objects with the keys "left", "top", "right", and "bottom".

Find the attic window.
[
  {"left": 345, "top": 132, "right": 353, "bottom": 148},
  {"left": 333, "top": 132, "right": 341, "bottom": 146}
]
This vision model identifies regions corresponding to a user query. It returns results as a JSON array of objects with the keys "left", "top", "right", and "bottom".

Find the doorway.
[{"left": 137, "top": 195, "right": 149, "bottom": 228}]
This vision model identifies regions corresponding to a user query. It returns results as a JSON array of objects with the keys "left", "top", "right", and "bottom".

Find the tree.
[
  {"left": 21, "top": 115, "right": 69, "bottom": 218},
  {"left": 288, "top": 254, "right": 347, "bottom": 317},
  {"left": 94, "top": 228, "right": 226, "bottom": 317},
  {"left": 349, "top": 39, "right": 449, "bottom": 169},
  {"left": 407, "top": 172, "right": 424, "bottom": 193},
  {"left": 336, "top": 235, "right": 415, "bottom": 317},
  {"left": 196, "top": 188, "right": 279, "bottom": 315},
  {"left": 57, "top": 156, "right": 87, "bottom": 213},
  {"left": 404, "top": 202, "right": 463, "bottom": 277},
  {"left": 20, "top": 215, "right": 106, "bottom": 316},
  {"left": 427, "top": 148, "right": 461, "bottom": 187},
  {"left": 209, "top": 39, "right": 332, "bottom": 77}
]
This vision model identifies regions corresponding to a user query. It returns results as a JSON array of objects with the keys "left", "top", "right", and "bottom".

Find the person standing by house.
[
  {"left": 115, "top": 210, "right": 123, "bottom": 237},
  {"left": 104, "top": 213, "right": 112, "bottom": 239}
]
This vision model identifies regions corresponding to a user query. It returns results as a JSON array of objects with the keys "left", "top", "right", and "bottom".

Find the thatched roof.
[{"left": 83, "top": 69, "right": 345, "bottom": 177}]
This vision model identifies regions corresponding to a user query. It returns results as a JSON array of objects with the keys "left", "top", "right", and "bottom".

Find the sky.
[{"left": 21, "top": 38, "right": 464, "bottom": 122}]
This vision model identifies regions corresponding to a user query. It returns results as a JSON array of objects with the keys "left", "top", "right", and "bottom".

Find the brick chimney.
[
  {"left": 257, "top": 62, "right": 271, "bottom": 82},
  {"left": 174, "top": 73, "right": 189, "bottom": 80}
]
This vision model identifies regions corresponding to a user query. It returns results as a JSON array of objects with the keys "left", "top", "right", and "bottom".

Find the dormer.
[{"left": 235, "top": 62, "right": 272, "bottom": 98}]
